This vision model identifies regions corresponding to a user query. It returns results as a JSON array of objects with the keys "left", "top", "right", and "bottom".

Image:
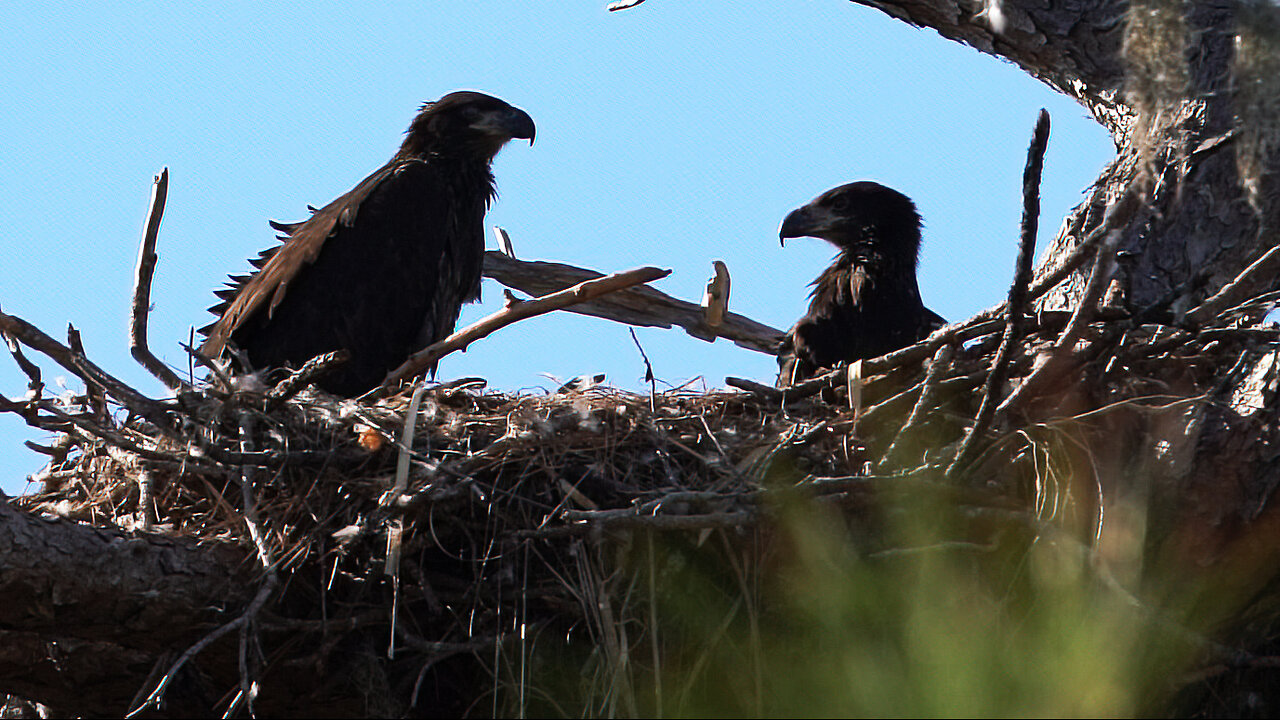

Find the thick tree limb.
[
  {"left": 482, "top": 252, "right": 784, "bottom": 355},
  {"left": 382, "top": 265, "right": 673, "bottom": 388},
  {"left": 0, "top": 500, "right": 252, "bottom": 715}
]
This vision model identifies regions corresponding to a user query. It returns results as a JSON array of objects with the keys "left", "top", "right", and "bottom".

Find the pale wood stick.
[
  {"left": 130, "top": 168, "right": 186, "bottom": 391},
  {"left": 482, "top": 252, "right": 783, "bottom": 354}
]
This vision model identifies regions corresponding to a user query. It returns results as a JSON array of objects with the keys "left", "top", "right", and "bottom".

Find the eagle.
[
  {"left": 199, "top": 91, "right": 535, "bottom": 396},
  {"left": 776, "top": 181, "right": 945, "bottom": 386}
]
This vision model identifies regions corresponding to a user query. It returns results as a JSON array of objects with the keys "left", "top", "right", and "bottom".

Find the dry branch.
[
  {"left": 382, "top": 264, "right": 672, "bottom": 388},
  {"left": 129, "top": 168, "right": 186, "bottom": 391},
  {"left": 482, "top": 252, "right": 784, "bottom": 354},
  {"left": 0, "top": 308, "right": 169, "bottom": 426},
  {"left": 998, "top": 182, "right": 1147, "bottom": 414},
  {"left": 947, "top": 110, "right": 1050, "bottom": 480}
]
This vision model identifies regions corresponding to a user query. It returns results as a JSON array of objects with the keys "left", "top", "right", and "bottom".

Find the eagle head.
[
  {"left": 401, "top": 91, "right": 535, "bottom": 159},
  {"left": 779, "top": 181, "right": 922, "bottom": 263}
]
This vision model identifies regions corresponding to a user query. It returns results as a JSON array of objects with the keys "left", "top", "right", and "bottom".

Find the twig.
[
  {"left": 235, "top": 411, "right": 274, "bottom": 716},
  {"left": 65, "top": 326, "right": 110, "bottom": 423},
  {"left": 2, "top": 313, "right": 42, "bottom": 397},
  {"left": 0, "top": 307, "right": 170, "bottom": 426},
  {"left": 181, "top": 341, "right": 234, "bottom": 392},
  {"left": 628, "top": 328, "right": 657, "bottom": 410},
  {"left": 559, "top": 508, "right": 755, "bottom": 531},
  {"left": 381, "top": 265, "right": 671, "bottom": 388},
  {"left": 947, "top": 110, "right": 1049, "bottom": 481},
  {"left": 998, "top": 182, "right": 1146, "bottom": 414},
  {"left": 28, "top": 399, "right": 194, "bottom": 467},
  {"left": 728, "top": 318, "right": 1004, "bottom": 403},
  {"left": 881, "top": 343, "right": 954, "bottom": 468},
  {"left": 265, "top": 350, "right": 349, "bottom": 407},
  {"left": 130, "top": 168, "right": 186, "bottom": 391},
  {"left": 1184, "top": 243, "right": 1280, "bottom": 326},
  {"left": 125, "top": 575, "right": 278, "bottom": 718},
  {"left": 606, "top": 0, "right": 647, "bottom": 11}
]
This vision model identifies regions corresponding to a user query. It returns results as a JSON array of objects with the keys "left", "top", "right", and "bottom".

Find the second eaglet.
[
  {"left": 777, "top": 181, "right": 945, "bottom": 386},
  {"left": 200, "top": 91, "right": 535, "bottom": 396}
]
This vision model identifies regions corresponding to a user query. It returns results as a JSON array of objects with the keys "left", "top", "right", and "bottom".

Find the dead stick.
[
  {"left": 483, "top": 252, "right": 783, "bottom": 355},
  {"left": 0, "top": 308, "right": 170, "bottom": 425},
  {"left": 947, "top": 110, "right": 1049, "bottom": 481},
  {"left": 1, "top": 313, "right": 43, "bottom": 396},
  {"left": 881, "top": 343, "right": 954, "bottom": 468},
  {"left": 125, "top": 573, "right": 277, "bottom": 718},
  {"left": 265, "top": 349, "right": 349, "bottom": 407},
  {"left": 381, "top": 265, "right": 671, "bottom": 388},
  {"left": 729, "top": 318, "right": 1003, "bottom": 402},
  {"left": 130, "top": 168, "right": 186, "bottom": 391},
  {"left": 997, "top": 182, "right": 1146, "bottom": 414},
  {"left": 67, "top": 325, "right": 107, "bottom": 421},
  {"left": 1184, "top": 243, "right": 1280, "bottom": 326}
]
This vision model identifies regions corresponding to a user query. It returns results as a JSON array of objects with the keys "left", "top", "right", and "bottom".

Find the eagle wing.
[{"left": 199, "top": 160, "right": 425, "bottom": 357}]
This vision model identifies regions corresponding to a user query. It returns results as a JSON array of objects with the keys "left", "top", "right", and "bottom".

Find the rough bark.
[
  {"left": 854, "top": 0, "right": 1277, "bottom": 313},
  {"left": 0, "top": 500, "right": 253, "bottom": 716}
]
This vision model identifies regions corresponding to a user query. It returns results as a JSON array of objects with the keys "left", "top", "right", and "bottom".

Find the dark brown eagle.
[
  {"left": 777, "top": 181, "right": 945, "bottom": 386},
  {"left": 199, "top": 91, "right": 535, "bottom": 396}
]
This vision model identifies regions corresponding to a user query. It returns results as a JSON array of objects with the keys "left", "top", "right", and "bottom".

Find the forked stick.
[{"left": 130, "top": 168, "right": 186, "bottom": 391}]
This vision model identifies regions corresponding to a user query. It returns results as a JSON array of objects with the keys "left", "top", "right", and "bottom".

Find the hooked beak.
[
  {"left": 476, "top": 106, "right": 536, "bottom": 146},
  {"left": 779, "top": 205, "right": 821, "bottom": 247}
]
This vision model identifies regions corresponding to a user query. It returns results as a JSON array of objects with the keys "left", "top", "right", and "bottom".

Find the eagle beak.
[
  {"left": 779, "top": 206, "right": 815, "bottom": 247},
  {"left": 505, "top": 108, "right": 536, "bottom": 146},
  {"left": 476, "top": 107, "right": 536, "bottom": 146}
]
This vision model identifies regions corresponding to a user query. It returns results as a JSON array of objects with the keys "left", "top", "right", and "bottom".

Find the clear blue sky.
[{"left": 0, "top": 1, "right": 1113, "bottom": 494}]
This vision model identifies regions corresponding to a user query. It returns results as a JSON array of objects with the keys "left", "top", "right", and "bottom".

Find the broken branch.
[
  {"left": 130, "top": 168, "right": 186, "bottom": 391},
  {"left": 947, "top": 109, "right": 1049, "bottom": 481}
]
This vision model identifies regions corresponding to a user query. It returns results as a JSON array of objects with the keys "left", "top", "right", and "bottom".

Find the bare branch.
[
  {"left": 0, "top": 308, "right": 170, "bottom": 426},
  {"left": 998, "top": 182, "right": 1147, "bottom": 414},
  {"left": 265, "top": 349, "right": 349, "bottom": 407},
  {"left": 2, "top": 314, "right": 42, "bottom": 396},
  {"left": 130, "top": 168, "right": 186, "bottom": 391},
  {"left": 483, "top": 252, "right": 784, "bottom": 355},
  {"left": 382, "top": 265, "right": 672, "bottom": 388},
  {"left": 947, "top": 110, "right": 1050, "bottom": 481},
  {"left": 66, "top": 325, "right": 107, "bottom": 421},
  {"left": 881, "top": 343, "right": 955, "bottom": 469},
  {"left": 1184, "top": 243, "right": 1280, "bottom": 326}
]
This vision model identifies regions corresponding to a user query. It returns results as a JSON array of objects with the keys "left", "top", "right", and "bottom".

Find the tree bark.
[
  {"left": 0, "top": 500, "right": 253, "bottom": 715},
  {"left": 854, "top": 0, "right": 1277, "bottom": 313}
]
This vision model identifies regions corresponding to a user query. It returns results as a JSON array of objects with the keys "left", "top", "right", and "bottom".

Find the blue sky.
[{"left": 0, "top": 1, "right": 1113, "bottom": 494}]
